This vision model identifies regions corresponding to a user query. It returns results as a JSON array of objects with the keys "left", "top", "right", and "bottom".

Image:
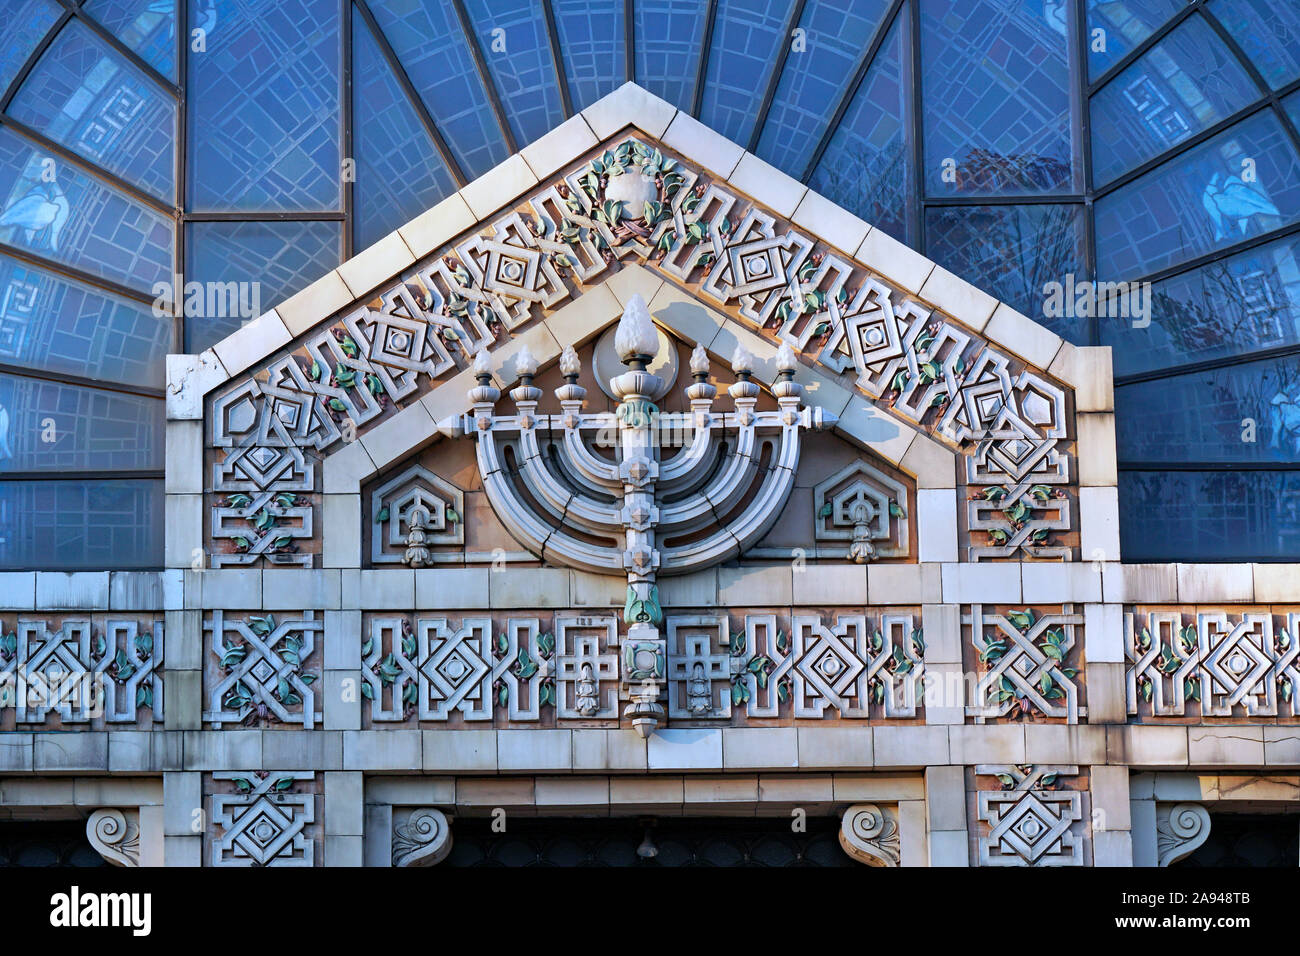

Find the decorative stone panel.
[
  {"left": 1126, "top": 608, "right": 1300, "bottom": 719},
  {"left": 974, "top": 765, "right": 1086, "bottom": 867},
  {"left": 209, "top": 771, "right": 318, "bottom": 867},
  {"left": 0, "top": 616, "right": 163, "bottom": 728},
  {"left": 369, "top": 464, "right": 465, "bottom": 564},
  {"left": 965, "top": 605, "right": 1085, "bottom": 724},
  {"left": 203, "top": 132, "right": 1078, "bottom": 567},
  {"left": 812, "top": 460, "right": 909, "bottom": 560},
  {"left": 204, "top": 611, "right": 322, "bottom": 728}
]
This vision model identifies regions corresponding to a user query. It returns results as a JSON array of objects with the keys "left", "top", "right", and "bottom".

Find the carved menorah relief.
[{"left": 435, "top": 294, "right": 838, "bottom": 735}]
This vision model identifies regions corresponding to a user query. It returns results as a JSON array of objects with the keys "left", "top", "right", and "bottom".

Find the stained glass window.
[
  {"left": 84, "top": 0, "right": 178, "bottom": 80},
  {"left": 633, "top": 0, "right": 708, "bottom": 113},
  {"left": 1085, "top": 0, "right": 1184, "bottom": 80},
  {"left": 551, "top": 0, "right": 625, "bottom": 111},
  {"left": 697, "top": 0, "right": 790, "bottom": 147},
  {"left": 463, "top": 0, "right": 566, "bottom": 148},
  {"left": 1212, "top": 0, "right": 1300, "bottom": 91},
  {"left": 0, "top": 0, "right": 62, "bottom": 95},
  {"left": 0, "top": 477, "right": 163, "bottom": 569}
]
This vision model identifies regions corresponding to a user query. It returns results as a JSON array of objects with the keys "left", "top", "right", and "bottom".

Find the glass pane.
[
  {"left": 188, "top": 0, "right": 340, "bottom": 211},
  {"left": 1095, "top": 112, "right": 1300, "bottom": 280},
  {"left": 0, "top": 126, "right": 174, "bottom": 292},
  {"left": 551, "top": 0, "right": 625, "bottom": 112},
  {"left": 0, "top": 253, "right": 172, "bottom": 388},
  {"left": 0, "top": 0, "right": 62, "bottom": 94},
  {"left": 1090, "top": 16, "right": 1258, "bottom": 184},
  {"left": 1286, "top": 90, "right": 1300, "bottom": 130},
  {"left": 0, "top": 477, "right": 163, "bottom": 568},
  {"left": 352, "top": 7, "right": 456, "bottom": 253},
  {"left": 1100, "top": 234, "right": 1300, "bottom": 376},
  {"left": 0, "top": 375, "right": 162, "bottom": 471},
  {"left": 462, "top": 0, "right": 565, "bottom": 147},
  {"left": 755, "top": 0, "right": 890, "bottom": 177},
  {"left": 698, "top": 0, "right": 791, "bottom": 146},
  {"left": 1212, "top": 0, "right": 1300, "bottom": 91},
  {"left": 8, "top": 20, "right": 175, "bottom": 201},
  {"left": 920, "top": 0, "right": 1077, "bottom": 197},
  {"left": 1085, "top": 0, "right": 1183, "bottom": 80},
  {"left": 806, "top": 13, "right": 908, "bottom": 243},
  {"left": 366, "top": 0, "right": 508, "bottom": 181},
  {"left": 1119, "top": 470, "right": 1300, "bottom": 561},
  {"left": 184, "top": 220, "right": 339, "bottom": 353},
  {"left": 633, "top": 0, "right": 708, "bottom": 113},
  {"left": 924, "top": 204, "right": 1088, "bottom": 341},
  {"left": 1116, "top": 356, "right": 1300, "bottom": 465},
  {"left": 84, "top": 0, "right": 177, "bottom": 80}
]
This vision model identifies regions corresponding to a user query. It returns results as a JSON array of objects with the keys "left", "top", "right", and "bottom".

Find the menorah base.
[{"left": 623, "top": 698, "right": 666, "bottom": 738}]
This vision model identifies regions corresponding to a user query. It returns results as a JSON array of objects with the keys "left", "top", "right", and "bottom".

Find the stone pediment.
[{"left": 166, "top": 81, "right": 1116, "bottom": 574}]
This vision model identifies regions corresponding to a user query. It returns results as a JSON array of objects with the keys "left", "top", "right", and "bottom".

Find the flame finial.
[
  {"left": 559, "top": 345, "right": 581, "bottom": 377},
  {"left": 731, "top": 345, "right": 754, "bottom": 377},
  {"left": 514, "top": 345, "right": 538, "bottom": 378},
  {"left": 689, "top": 343, "right": 709, "bottom": 376},
  {"left": 614, "top": 293, "right": 658, "bottom": 362}
]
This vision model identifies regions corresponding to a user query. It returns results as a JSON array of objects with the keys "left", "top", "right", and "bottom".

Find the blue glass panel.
[
  {"left": 1085, "top": 0, "right": 1183, "bottom": 80},
  {"left": 1090, "top": 16, "right": 1258, "bottom": 184},
  {"left": 806, "top": 13, "right": 907, "bottom": 243},
  {"left": 84, "top": 0, "right": 177, "bottom": 80},
  {"left": 1100, "top": 234, "right": 1300, "bottom": 376},
  {"left": 352, "top": 8, "right": 455, "bottom": 253},
  {"left": 1213, "top": 0, "right": 1300, "bottom": 91},
  {"left": 8, "top": 20, "right": 175, "bottom": 200},
  {"left": 1095, "top": 112, "right": 1300, "bottom": 279},
  {"left": 698, "top": 0, "right": 790, "bottom": 146},
  {"left": 1116, "top": 356, "right": 1300, "bottom": 465},
  {"left": 0, "top": 0, "right": 62, "bottom": 94},
  {"left": 366, "top": 0, "right": 508, "bottom": 181},
  {"left": 0, "top": 127, "right": 173, "bottom": 291},
  {"left": 0, "top": 254, "right": 172, "bottom": 387},
  {"left": 755, "top": 0, "right": 889, "bottom": 177},
  {"left": 188, "top": 0, "right": 340, "bottom": 212},
  {"left": 1119, "top": 470, "right": 1300, "bottom": 561},
  {"left": 0, "top": 375, "right": 162, "bottom": 471},
  {"left": 634, "top": 0, "right": 708, "bottom": 113},
  {"left": 0, "top": 477, "right": 163, "bottom": 568},
  {"left": 463, "top": 0, "right": 565, "bottom": 147},
  {"left": 551, "top": 0, "right": 625, "bottom": 111},
  {"left": 920, "top": 0, "right": 1076, "bottom": 197},
  {"left": 1286, "top": 91, "right": 1300, "bottom": 131},
  {"left": 184, "top": 220, "right": 339, "bottom": 353},
  {"left": 924, "top": 204, "right": 1088, "bottom": 341}
]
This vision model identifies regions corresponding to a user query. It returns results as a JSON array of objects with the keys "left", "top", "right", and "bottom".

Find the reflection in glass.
[{"left": 0, "top": 477, "right": 163, "bottom": 568}]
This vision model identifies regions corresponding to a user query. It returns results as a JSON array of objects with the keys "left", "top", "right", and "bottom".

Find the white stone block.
[
  {"left": 415, "top": 568, "right": 490, "bottom": 608},
  {"left": 1020, "top": 562, "right": 1103, "bottom": 603},
  {"left": 792, "top": 564, "right": 867, "bottom": 606},
  {"left": 322, "top": 494, "right": 361, "bottom": 568},
  {"left": 1079, "top": 486, "right": 1120, "bottom": 563},
  {"left": 582, "top": 81, "right": 678, "bottom": 140},
  {"left": 322, "top": 438, "right": 376, "bottom": 494},
  {"left": 791, "top": 189, "right": 870, "bottom": 255},
  {"left": 1084, "top": 603, "right": 1123, "bottom": 663},
  {"left": 1049, "top": 342, "right": 1113, "bottom": 412},
  {"left": 919, "top": 266, "right": 997, "bottom": 332},
  {"left": 659, "top": 569, "right": 717, "bottom": 607},
  {"left": 521, "top": 113, "right": 598, "bottom": 179},
  {"left": 164, "top": 494, "right": 203, "bottom": 568},
  {"left": 917, "top": 489, "right": 958, "bottom": 563},
  {"left": 262, "top": 569, "right": 341, "bottom": 610},
  {"left": 342, "top": 730, "right": 420, "bottom": 771},
  {"left": 940, "top": 563, "right": 1021, "bottom": 604},
  {"left": 199, "top": 569, "right": 262, "bottom": 608},
  {"left": 984, "top": 302, "right": 1063, "bottom": 370},
  {"left": 361, "top": 401, "right": 436, "bottom": 471},
  {"left": 722, "top": 728, "right": 798, "bottom": 769},
  {"left": 719, "top": 565, "right": 792, "bottom": 607},
  {"left": 0, "top": 571, "right": 36, "bottom": 609},
  {"left": 648, "top": 728, "right": 723, "bottom": 770},
  {"left": 1176, "top": 563, "right": 1253, "bottom": 603},
  {"left": 867, "top": 563, "right": 941, "bottom": 605},
  {"left": 796, "top": 727, "right": 873, "bottom": 768},
  {"left": 35, "top": 571, "right": 109, "bottom": 609},
  {"left": 921, "top": 604, "right": 962, "bottom": 664},
  {"left": 399, "top": 192, "right": 476, "bottom": 260},
  {"left": 1102, "top": 562, "right": 1177, "bottom": 603},
  {"left": 571, "top": 570, "right": 625, "bottom": 607},
  {"left": 901, "top": 434, "right": 956, "bottom": 488},
  {"left": 166, "top": 349, "right": 228, "bottom": 420},
  {"left": 498, "top": 730, "right": 571, "bottom": 771},
  {"left": 423, "top": 730, "right": 497, "bottom": 772},
  {"left": 337, "top": 231, "right": 414, "bottom": 300},
  {"left": 857, "top": 227, "right": 934, "bottom": 294},
  {"left": 1253, "top": 564, "right": 1300, "bottom": 602},
  {"left": 489, "top": 567, "right": 571, "bottom": 608},
  {"left": 460, "top": 153, "right": 538, "bottom": 220},
  {"left": 108, "top": 571, "right": 167, "bottom": 610},
  {"left": 836, "top": 397, "right": 917, "bottom": 465},
  {"left": 728, "top": 152, "right": 806, "bottom": 216},
  {"left": 662, "top": 111, "right": 745, "bottom": 178},
  {"left": 1076, "top": 412, "right": 1117, "bottom": 486},
  {"left": 164, "top": 420, "right": 203, "bottom": 494},
  {"left": 277, "top": 270, "right": 353, "bottom": 336},
  {"left": 211, "top": 310, "right": 291, "bottom": 377},
  {"left": 345, "top": 569, "right": 414, "bottom": 609}
]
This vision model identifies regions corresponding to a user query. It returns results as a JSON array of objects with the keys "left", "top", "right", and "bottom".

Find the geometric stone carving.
[
  {"left": 1126, "top": 609, "right": 1300, "bottom": 718},
  {"left": 0, "top": 618, "right": 163, "bottom": 724},
  {"left": 86, "top": 808, "right": 141, "bottom": 867},
  {"left": 553, "top": 615, "right": 619, "bottom": 720},
  {"left": 204, "top": 611, "right": 321, "bottom": 728},
  {"left": 786, "top": 612, "right": 923, "bottom": 719},
  {"left": 1155, "top": 802, "right": 1211, "bottom": 866},
  {"left": 976, "top": 765, "right": 1083, "bottom": 867},
  {"left": 812, "top": 460, "right": 909, "bottom": 560},
  {"left": 838, "top": 803, "right": 901, "bottom": 866},
  {"left": 967, "top": 605, "right": 1084, "bottom": 723},
  {"left": 666, "top": 615, "right": 733, "bottom": 718},
  {"left": 370, "top": 464, "right": 465, "bottom": 564},
  {"left": 206, "top": 133, "right": 1076, "bottom": 568},
  {"left": 211, "top": 772, "right": 316, "bottom": 867},
  {"left": 392, "top": 808, "right": 453, "bottom": 867}
]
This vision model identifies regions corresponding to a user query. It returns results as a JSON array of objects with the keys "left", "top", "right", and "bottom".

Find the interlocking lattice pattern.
[
  {"left": 0, "top": 617, "right": 163, "bottom": 726},
  {"left": 1126, "top": 609, "right": 1300, "bottom": 718},
  {"left": 210, "top": 772, "right": 316, "bottom": 867},
  {"left": 976, "top": 765, "right": 1084, "bottom": 867},
  {"left": 966, "top": 605, "right": 1084, "bottom": 724},
  {"left": 205, "top": 134, "right": 1075, "bottom": 567},
  {"left": 204, "top": 611, "right": 321, "bottom": 728}
]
